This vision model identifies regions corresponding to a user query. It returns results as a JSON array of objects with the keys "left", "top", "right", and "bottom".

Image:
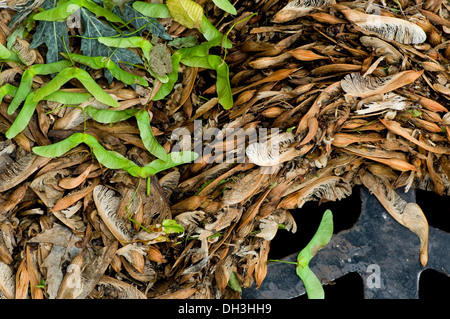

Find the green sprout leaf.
[
  {"left": 85, "top": 106, "right": 140, "bottom": 124},
  {"left": 85, "top": 107, "right": 169, "bottom": 161},
  {"left": 180, "top": 54, "right": 233, "bottom": 109},
  {"left": 0, "top": 43, "right": 11, "bottom": 59},
  {"left": 5, "top": 92, "right": 38, "bottom": 139},
  {"left": 140, "top": 151, "right": 199, "bottom": 177},
  {"left": 228, "top": 271, "right": 242, "bottom": 293},
  {"left": 162, "top": 219, "right": 185, "bottom": 234},
  {"left": 8, "top": 60, "right": 73, "bottom": 115},
  {"left": 0, "top": 84, "right": 18, "bottom": 104},
  {"left": 135, "top": 110, "right": 169, "bottom": 161},
  {"left": 133, "top": 1, "right": 171, "bottom": 18},
  {"left": 32, "top": 67, "right": 119, "bottom": 107},
  {"left": 32, "top": 132, "right": 197, "bottom": 179},
  {"left": 296, "top": 209, "right": 333, "bottom": 299},
  {"left": 34, "top": 0, "right": 126, "bottom": 24},
  {"left": 212, "top": 0, "right": 237, "bottom": 15},
  {"left": 61, "top": 53, "right": 149, "bottom": 86}
]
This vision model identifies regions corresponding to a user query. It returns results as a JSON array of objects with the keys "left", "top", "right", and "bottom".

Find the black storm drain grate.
[{"left": 242, "top": 187, "right": 450, "bottom": 299}]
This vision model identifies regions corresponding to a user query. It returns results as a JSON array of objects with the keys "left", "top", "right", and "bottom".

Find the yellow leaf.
[{"left": 166, "top": 0, "right": 203, "bottom": 30}]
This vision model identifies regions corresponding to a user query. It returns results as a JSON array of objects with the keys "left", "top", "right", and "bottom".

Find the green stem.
[{"left": 267, "top": 259, "right": 298, "bottom": 265}]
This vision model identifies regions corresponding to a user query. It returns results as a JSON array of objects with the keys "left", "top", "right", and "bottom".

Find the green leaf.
[
  {"left": 0, "top": 43, "right": 11, "bottom": 59},
  {"left": 62, "top": 53, "right": 149, "bottom": 86},
  {"left": 166, "top": 0, "right": 204, "bottom": 30},
  {"left": 29, "top": 0, "right": 70, "bottom": 64},
  {"left": 97, "top": 35, "right": 152, "bottom": 63},
  {"left": 32, "top": 67, "right": 119, "bottom": 107},
  {"left": 32, "top": 132, "right": 85, "bottom": 157},
  {"left": 162, "top": 219, "right": 184, "bottom": 234},
  {"left": 297, "top": 209, "right": 333, "bottom": 267},
  {"left": 85, "top": 134, "right": 140, "bottom": 172},
  {"left": 135, "top": 110, "right": 169, "bottom": 161},
  {"left": 5, "top": 93, "right": 39, "bottom": 139},
  {"left": 44, "top": 91, "right": 92, "bottom": 104},
  {"left": 34, "top": 0, "right": 126, "bottom": 24},
  {"left": 32, "top": 132, "right": 141, "bottom": 176},
  {"left": 209, "top": 56, "right": 233, "bottom": 110},
  {"left": 228, "top": 272, "right": 242, "bottom": 293},
  {"left": 201, "top": 15, "right": 232, "bottom": 49},
  {"left": 212, "top": 0, "right": 237, "bottom": 15},
  {"left": 180, "top": 54, "right": 233, "bottom": 109},
  {"left": 0, "top": 84, "right": 18, "bottom": 106},
  {"left": 8, "top": 60, "right": 73, "bottom": 115},
  {"left": 133, "top": 1, "right": 171, "bottom": 18},
  {"left": 296, "top": 266, "right": 324, "bottom": 299},
  {"left": 140, "top": 151, "right": 198, "bottom": 177},
  {"left": 295, "top": 209, "right": 333, "bottom": 299},
  {"left": 85, "top": 106, "right": 140, "bottom": 124}
]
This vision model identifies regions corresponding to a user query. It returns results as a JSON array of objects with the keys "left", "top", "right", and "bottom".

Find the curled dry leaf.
[
  {"left": 58, "top": 164, "right": 93, "bottom": 190},
  {"left": 359, "top": 170, "right": 429, "bottom": 266}
]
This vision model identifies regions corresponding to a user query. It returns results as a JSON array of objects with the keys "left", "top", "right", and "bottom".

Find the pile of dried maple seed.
[{"left": 0, "top": 0, "right": 449, "bottom": 299}]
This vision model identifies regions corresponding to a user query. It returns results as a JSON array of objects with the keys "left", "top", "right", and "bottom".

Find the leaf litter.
[{"left": 0, "top": 0, "right": 450, "bottom": 299}]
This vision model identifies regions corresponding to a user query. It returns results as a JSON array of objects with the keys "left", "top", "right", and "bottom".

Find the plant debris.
[{"left": 1, "top": 0, "right": 450, "bottom": 299}]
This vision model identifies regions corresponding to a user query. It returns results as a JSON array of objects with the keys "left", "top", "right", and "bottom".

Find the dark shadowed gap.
[
  {"left": 268, "top": 186, "right": 362, "bottom": 261},
  {"left": 419, "top": 269, "right": 450, "bottom": 299},
  {"left": 415, "top": 189, "right": 450, "bottom": 233}
]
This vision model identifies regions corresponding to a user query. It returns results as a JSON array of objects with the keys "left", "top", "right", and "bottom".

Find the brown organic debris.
[{"left": 1, "top": 0, "right": 449, "bottom": 300}]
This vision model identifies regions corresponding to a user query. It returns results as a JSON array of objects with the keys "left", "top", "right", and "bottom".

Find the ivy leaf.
[
  {"left": 166, "top": 0, "right": 203, "bottom": 30},
  {"left": 29, "top": 0, "right": 70, "bottom": 64},
  {"left": 102, "top": 0, "right": 133, "bottom": 11},
  {"left": 119, "top": 2, "right": 172, "bottom": 40},
  {"left": 80, "top": 9, "right": 143, "bottom": 84}
]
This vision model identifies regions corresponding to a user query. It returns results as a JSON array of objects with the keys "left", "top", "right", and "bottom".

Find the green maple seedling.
[
  {"left": 269, "top": 209, "right": 334, "bottom": 299},
  {"left": 60, "top": 53, "right": 149, "bottom": 87},
  {"left": 85, "top": 106, "right": 169, "bottom": 161},
  {"left": 32, "top": 67, "right": 119, "bottom": 107},
  {"left": 8, "top": 59, "right": 73, "bottom": 115}
]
